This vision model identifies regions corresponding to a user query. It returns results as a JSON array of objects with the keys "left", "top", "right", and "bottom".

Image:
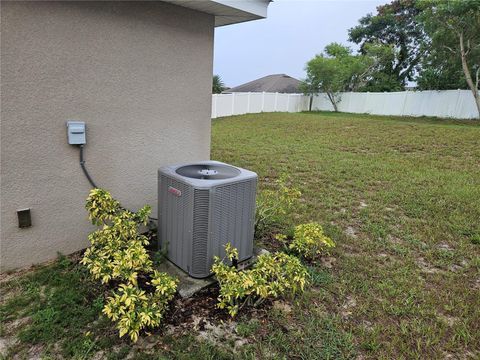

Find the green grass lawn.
[
  {"left": 211, "top": 112, "right": 480, "bottom": 359},
  {"left": 1, "top": 112, "right": 479, "bottom": 359}
]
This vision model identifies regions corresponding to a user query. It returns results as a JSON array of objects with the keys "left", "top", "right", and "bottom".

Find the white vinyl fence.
[
  {"left": 211, "top": 90, "right": 478, "bottom": 119},
  {"left": 212, "top": 92, "right": 310, "bottom": 118}
]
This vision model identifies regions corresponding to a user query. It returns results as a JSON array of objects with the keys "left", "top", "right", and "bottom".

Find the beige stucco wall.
[{"left": 0, "top": 1, "right": 214, "bottom": 271}]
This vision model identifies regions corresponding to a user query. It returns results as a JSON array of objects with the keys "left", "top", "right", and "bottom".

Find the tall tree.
[
  {"left": 416, "top": 48, "right": 467, "bottom": 91},
  {"left": 212, "top": 75, "right": 226, "bottom": 94},
  {"left": 302, "top": 43, "right": 372, "bottom": 111},
  {"left": 418, "top": 0, "right": 480, "bottom": 117},
  {"left": 359, "top": 42, "right": 405, "bottom": 92},
  {"left": 348, "top": 0, "right": 425, "bottom": 91}
]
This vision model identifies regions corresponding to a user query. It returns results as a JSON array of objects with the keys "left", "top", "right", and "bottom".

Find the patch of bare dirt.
[
  {"left": 2, "top": 317, "right": 31, "bottom": 336},
  {"left": 0, "top": 268, "right": 36, "bottom": 285},
  {"left": 448, "top": 264, "right": 463, "bottom": 273},
  {"left": 437, "top": 243, "right": 454, "bottom": 251},
  {"left": 19, "top": 343, "right": 43, "bottom": 360},
  {"left": 437, "top": 313, "right": 459, "bottom": 327},
  {"left": 442, "top": 350, "right": 479, "bottom": 360},
  {"left": 272, "top": 300, "right": 292, "bottom": 314},
  {"left": 386, "top": 234, "right": 403, "bottom": 245},
  {"left": 162, "top": 284, "right": 271, "bottom": 336},
  {"left": 320, "top": 257, "right": 337, "bottom": 268},
  {"left": 157, "top": 283, "right": 274, "bottom": 354},
  {"left": 191, "top": 319, "right": 252, "bottom": 352},
  {"left": 416, "top": 257, "right": 443, "bottom": 274},
  {"left": 341, "top": 296, "right": 357, "bottom": 318},
  {"left": 0, "top": 337, "right": 19, "bottom": 358},
  {"left": 0, "top": 286, "right": 22, "bottom": 306},
  {"left": 345, "top": 226, "right": 358, "bottom": 238},
  {"left": 472, "top": 277, "right": 480, "bottom": 290},
  {"left": 358, "top": 201, "right": 368, "bottom": 209},
  {"left": 0, "top": 316, "right": 33, "bottom": 358},
  {"left": 340, "top": 244, "right": 362, "bottom": 257}
]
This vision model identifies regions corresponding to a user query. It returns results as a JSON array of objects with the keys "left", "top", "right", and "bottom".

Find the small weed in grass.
[
  {"left": 236, "top": 318, "right": 261, "bottom": 337},
  {"left": 307, "top": 266, "right": 333, "bottom": 287},
  {"left": 470, "top": 233, "right": 480, "bottom": 245}
]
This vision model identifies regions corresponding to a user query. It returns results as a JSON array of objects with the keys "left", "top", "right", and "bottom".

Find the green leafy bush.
[
  {"left": 255, "top": 174, "right": 301, "bottom": 238},
  {"left": 81, "top": 189, "right": 177, "bottom": 342},
  {"left": 277, "top": 222, "right": 335, "bottom": 260},
  {"left": 211, "top": 244, "right": 309, "bottom": 317}
]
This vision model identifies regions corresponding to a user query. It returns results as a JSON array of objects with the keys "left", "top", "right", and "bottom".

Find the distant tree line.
[{"left": 302, "top": 0, "right": 479, "bottom": 117}]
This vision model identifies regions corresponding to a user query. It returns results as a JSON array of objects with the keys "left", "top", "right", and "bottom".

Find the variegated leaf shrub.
[
  {"left": 211, "top": 244, "right": 309, "bottom": 317},
  {"left": 102, "top": 271, "right": 177, "bottom": 342},
  {"left": 276, "top": 222, "right": 335, "bottom": 260},
  {"left": 81, "top": 189, "right": 177, "bottom": 342}
]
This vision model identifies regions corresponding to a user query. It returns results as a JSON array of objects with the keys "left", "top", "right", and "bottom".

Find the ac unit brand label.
[{"left": 168, "top": 186, "right": 182, "bottom": 197}]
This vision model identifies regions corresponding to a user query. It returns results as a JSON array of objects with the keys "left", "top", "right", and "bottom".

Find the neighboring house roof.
[
  {"left": 224, "top": 74, "right": 303, "bottom": 94},
  {"left": 163, "top": 0, "right": 271, "bottom": 26}
]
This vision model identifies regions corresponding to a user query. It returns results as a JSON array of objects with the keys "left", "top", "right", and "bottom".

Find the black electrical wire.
[
  {"left": 78, "top": 145, "right": 158, "bottom": 221},
  {"left": 79, "top": 145, "right": 98, "bottom": 189}
]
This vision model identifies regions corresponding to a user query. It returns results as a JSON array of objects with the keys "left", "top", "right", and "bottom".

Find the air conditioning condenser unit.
[{"left": 158, "top": 161, "right": 257, "bottom": 278}]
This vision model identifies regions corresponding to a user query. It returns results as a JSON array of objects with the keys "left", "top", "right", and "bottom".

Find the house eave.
[{"left": 162, "top": 0, "right": 270, "bottom": 26}]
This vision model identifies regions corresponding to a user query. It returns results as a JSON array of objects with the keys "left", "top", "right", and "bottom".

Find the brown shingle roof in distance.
[{"left": 224, "top": 74, "right": 302, "bottom": 94}]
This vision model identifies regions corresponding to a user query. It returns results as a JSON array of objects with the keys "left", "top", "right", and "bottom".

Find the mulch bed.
[
  {"left": 164, "top": 284, "right": 228, "bottom": 329},
  {"left": 163, "top": 281, "right": 273, "bottom": 331}
]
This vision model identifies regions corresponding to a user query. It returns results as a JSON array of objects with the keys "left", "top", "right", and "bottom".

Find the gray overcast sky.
[{"left": 213, "top": 0, "right": 386, "bottom": 88}]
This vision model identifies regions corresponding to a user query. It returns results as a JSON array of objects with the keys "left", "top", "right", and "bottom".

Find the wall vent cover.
[{"left": 158, "top": 161, "right": 257, "bottom": 278}]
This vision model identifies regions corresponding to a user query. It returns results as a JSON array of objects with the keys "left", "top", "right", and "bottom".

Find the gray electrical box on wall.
[{"left": 66, "top": 121, "right": 86, "bottom": 145}]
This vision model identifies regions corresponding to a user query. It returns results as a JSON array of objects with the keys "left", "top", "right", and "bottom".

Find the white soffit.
[{"left": 163, "top": 0, "right": 270, "bottom": 26}]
